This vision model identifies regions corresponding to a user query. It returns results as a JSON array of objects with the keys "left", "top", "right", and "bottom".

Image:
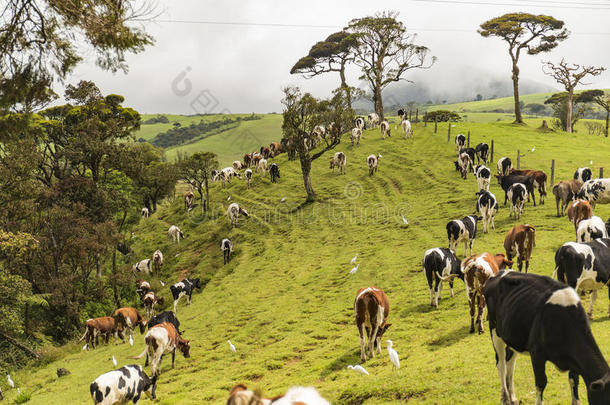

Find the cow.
[
  {"left": 397, "top": 108, "right": 406, "bottom": 122},
  {"left": 507, "top": 183, "right": 528, "bottom": 220},
  {"left": 474, "top": 143, "right": 489, "bottom": 164},
  {"left": 144, "top": 322, "right": 190, "bottom": 377},
  {"left": 422, "top": 248, "right": 463, "bottom": 308},
  {"left": 152, "top": 250, "right": 163, "bottom": 274},
  {"left": 577, "top": 216, "right": 608, "bottom": 242},
  {"left": 112, "top": 307, "right": 146, "bottom": 344},
  {"left": 367, "top": 154, "right": 379, "bottom": 176},
  {"left": 446, "top": 216, "right": 479, "bottom": 257},
  {"left": 484, "top": 271, "right": 610, "bottom": 405},
  {"left": 136, "top": 279, "right": 151, "bottom": 300},
  {"left": 226, "top": 385, "right": 330, "bottom": 405},
  {"left": 133, "top": 259, "right": 152, "bottom": 274},
  {"left": 243, "top": 153, "right": 252, "bottom": 168},
  {"left": 380, "top": 120, "right": 391, "bottom": 139},
  {"left": 251, "top": 154, "right": 262, "bottom": 169},
  {"left": 476, "top": 190, "right": 498, "bottom": 233},
  {"left": 140, "top": 208, "right": 149, "bottom": 218},
  {"left": 261, "top": 146, "right": 272, "bottom": 159},
  {"left": 474, "top": 165, "right": 491, "bottom": 191},
  {"left": 457, "top": 152, "right": 473, "bottom": 180},
  {"left": 504, "top": 224, "right": 536, "bottom": 273},
  {"left": 354, "top": 287, "right": 391, "bottom": 362},
  {"left": 256, "top": 158, "right": 268, "bottom": 174},
  {"left": 554, "top": 239, "right": 610, "bottom": 318},
  {"left": 461, "top": 252, "right": 512, "bottom": 333},
  {"left": 244, "top": 168, "right": 253, "bottom": 188},
  {"left": 90, "top": 365, "right": 157, "bottom": 405},
  {"left": 269, "top": 163, "right": 280, "bottom": 183},
  {"left": 330, "top": 152, "right": 346, "bottom": 175},
  {"left": 574, "top": 167, "right": 593, "bottom": 183},
  {"left": 577, "top": 178, "right": 610, "bottom": 207},
  {"left": 221, "top": 238, "right": 233, "bottom": 264},
  {"left": 148, "top": 311, "right": 181, "bottom": 335},
  {"left": 312, "top": 125, "right": 326, "bottom": 141},
  {"left": 553, "top": 179, "right": 583, "bottom": 217},
  {"left": 142, "top": 291, "right": 164, "bottom": 318},
  {"left": 184, "top": 191, "right": 194, "bottom": 211},
  {"left": 79, "top": 316, "right": 121, "bottom": 349},
  {"left": 510, "top": 169, "right": 548, "bottom": 204},
  {"left": 354, "top": 116, "right": 365, "bottom": 130},
  {"left": 568, "top": 199, "right": 593, "bottom": 230},
  {"left": 351, "top": 127, "right": 361, "bottom": 146},
  {"left": 227, "top": 203, "right": 249, "bottom": 227},
  {"left": 496, "top": 174, "right": 536, "bottom": 206},
  {"left": 170, "top": 278, "right": 202, "bottom": 312},
  {"left": 401, "top": 120, "right": 413, "bottom": 139},
  {"left": 459, "top": 147, "right": 476, "bottom": 166},
  {"left": 220, "top": 166, "right": 241, "bottom": 186},
  {"left": 269, "top": 142, "right": 282, "bottom": 156},
  {"left": 497, "top": 157, "right": 512, "bottom": 176},
  {"left": 455, "top": 134, "right": 466, "bottom": 151},
  {"left": 168, "top": 225, "right": 184, "bottom": 244},
  {"left": 232, "top": 160, "right": 243, "bottom": 171},
  {"left": 368, "top": 112, "right": 379, "bottom": 128}
]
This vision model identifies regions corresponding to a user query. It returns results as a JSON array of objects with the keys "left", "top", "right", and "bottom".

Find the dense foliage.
[
  {"left": 143, "top": 115, "right": 170, "bottom": 124},
  {"left": 424, "top": 110, "right": 462, "bottom": 122}
]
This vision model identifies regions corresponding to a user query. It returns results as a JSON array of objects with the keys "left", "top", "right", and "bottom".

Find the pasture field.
[{"left": 7, "top": 118, "right": 610, "bottom": 404}]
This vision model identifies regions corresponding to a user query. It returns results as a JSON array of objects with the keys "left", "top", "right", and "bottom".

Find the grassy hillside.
[{"left": 6, "top": 119, "right": 610, "bottom": 404}]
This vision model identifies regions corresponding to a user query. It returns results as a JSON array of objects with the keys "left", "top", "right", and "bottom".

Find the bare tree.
[{"left": 542, "top": 60, "right": 605, "bottom": 132}]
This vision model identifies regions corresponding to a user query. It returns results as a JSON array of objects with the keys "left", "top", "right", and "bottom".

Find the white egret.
[
  {"left": 112, "top": 355, "right": 118, "bottom": 367},
  {"left": 350, "top": 264, "right": 360, "bottom": 275},
  {"left": 387, "top": 340, "right": 400, "bottom": 369},
  {"left": 228, "top": 340, "right": 236, "bottom": 353},
  {"left": 347, "top": 365, "right": 369, "bottom": 375},
  {"left": 350, "top": 254, "right": 358, "bottom": 264},
  {"left": 7, "top": 374, "right": 14, "bottom": 388},
  {"left": 129, "top": 334, "right": 133, "bottom": 346}
]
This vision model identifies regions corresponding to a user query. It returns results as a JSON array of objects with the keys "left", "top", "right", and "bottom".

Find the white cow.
[
  {"left": 576, "top": 216, "right": 608, "bottom": 242},
  {"left": 244, "top": 168, "right": 253, "bottom": 188},
  {"left": 380, "top": 120, "right": 391, "bottom": 139},
  {"left": 144, "top": 323, "right": 190, "bottom": 377},
  {"left": 401, "top": 119, "right": 413, "bottom": 139},
  {"left": 90, "top": 365, "right": 156, "bottom": 405},
  {"left": 168, "top": 225, "right": 184, "bottom": 244},
  {"left": 133, "top": 259, "right": 152, "bottom": 274},
  {"left": 140, "top": 208, "right": 149, "bottom": 218},
  {"left": 256, "top": 158, "right": 268, "bottom": 173},
  {"left": 227, "top": 203, "right": 249, "bottom": 227},
  {"left": 351, "top": 128, "right": 361, "bottom": 146},
  {"left": 330, "top": 152, "right": 346, "bottom": 175},
  {"left": 368, "top": 112, "right": 380, "bottom": 128}
]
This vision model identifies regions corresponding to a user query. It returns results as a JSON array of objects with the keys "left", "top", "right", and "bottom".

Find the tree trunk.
[
  {"left": 95, "top": 253, "right": 102, "bottom": 278},
  {"left": 566, "top": 89, "right": 574, "bottom": 133},
  {"left": 204, "top": 179, "right": 210, "bottom": 212},
  {"left": 297, "top": 139, "right": 315, "bottom": 201},
  {"left": 339, "top": 62, "right": 352, "bottom": 110},
  {"left": 302, "top": 164, "right": 315, "bottom": 201},
  {"left": 374, "top": 80, "right": 384, "bottom": 121},
  {"left": 512, "top": 62, "right": 523, "bottom": 124}
]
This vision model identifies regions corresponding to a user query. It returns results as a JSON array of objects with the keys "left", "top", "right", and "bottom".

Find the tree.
[
  {"left": 479, "top": 13, "right": 568, "bottom": 124},
  {"left": 573, "top": 90, "right": 610, "bottom": 137},
  {"left": 542, "top": 60, "right": 605, "bottom": 132},
  {"left": 524, "top": 103, "right": 547, "bottom": 117},
  {"left": 291, "top": 31, "right": 358, "bottom": 109},
  {"left": 179, "top": 152, "right": 219, "bottom": 214},
  {"left": 544, "top": 92, "right": 591, "bottom": 132},
  {"left": 346, "top": 11, "right": 435, "bottom": 120}
]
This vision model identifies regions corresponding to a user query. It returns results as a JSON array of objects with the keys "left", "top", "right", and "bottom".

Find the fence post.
[
  {"left": 424, "top": 112, "right": 427, "bottom": 127},
  {"left": 434, "top": 116, "right": 438, "bottom": 133},
  {"left": 517, "top": 150, "right": 521, "bottom": 169},
  {"left": 447, "top": 121, "right": 451, "bottom": 142},
  {"left": 467, "top": 131, "right": 470, "bottom": 148},
  {"left": 601, "top": 167, "right": 604, "bottom": 178},
  {"left": 550, "top": 160, "right": 555, "bottom": 186},
  {"left": 491, "top": 140, "right": 494, "bottom": 163}
]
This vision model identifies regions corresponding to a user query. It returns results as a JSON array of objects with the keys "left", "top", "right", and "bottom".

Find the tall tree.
[
  {"left": 479, "top": 13, "right": 568, "bottom": 124},
  {"left": 346, "top": 11, "right": 435, "bottom": 120},
  {"left": 290, "top": 31, "right": 358, "bottom": 108},
  {"left": 179, "top": 152, "right": 219, "bottom": 214},
  {"left": 542, "top": 60, "right": 605, "bottom": 132}
]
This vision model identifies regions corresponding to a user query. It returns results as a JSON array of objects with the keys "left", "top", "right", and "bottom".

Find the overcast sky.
[{"left": 68, "top": 0, "right": 610, "bottom": 114}]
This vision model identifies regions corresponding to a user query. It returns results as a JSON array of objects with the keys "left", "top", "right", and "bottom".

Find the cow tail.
[
  {"left": 77, "top": 328, "right": 88, "bottom": 342},
  {"left": 132, "top": 348, "right": 147, "bottom": 360}
]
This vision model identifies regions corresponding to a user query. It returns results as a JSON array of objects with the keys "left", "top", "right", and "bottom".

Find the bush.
[
  {"left": 584, "top": 121, "right": 605, "bottom": 136},
  {"left": 424, "top": 110, "right": 461, "bottom": 122},
  {"left": 143, "top": 115, "right": 169, "bottom": 125},
  {"left": 14, "top": 391, "right": 32, "bottom": 403}
]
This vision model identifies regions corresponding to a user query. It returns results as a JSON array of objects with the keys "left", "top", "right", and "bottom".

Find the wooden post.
[
  {"left": 434, "top": 116, "right": 438, "bottom": 133},
  {"left": 467, "top": 131, "right": 470, "bottom": 148},
  {"left": 424, "top": 112, "right": 427, "bottom": 127},
  {"left": 517, "top": 149, "right": 520, "bottom": 169},
  {"left": 447, "top": 121, "right": 451, "bottom": 142},
  {"left": 600, "top": 167, "right": 604, "bottom": 178},
  {"left": 415, "top": 109, "right": 419, "bottom": 123},
  {"left": 409, "top": 111, "right": 412, "bottom": 121},
  {"left": 550, "top": 159, "right": 555, "bottom": 186},
  {"left": 491, "top": 140, "right": 494, "bottom": 163}
]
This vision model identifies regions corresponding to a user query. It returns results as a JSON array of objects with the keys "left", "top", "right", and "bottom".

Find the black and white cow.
[
  {"left": 422, "top": 248, "right": 463, "bottom": 308},
  {"left": 446, "top": 216, "right": 479, "bottom": 257},
  {"left": 457, "top": 152, "right": 473, "bottom": 180},
  {"left": 577, "top": 216, "right": 609, "bottom": 242},
  {"left": 476, "top": 190, "right": 498, "bottom": 233},
  {"left": 459, "top": 147, "right": 476, "bottom": 167},
  {"left": 474, "top": 165, "right": 491, "bottom": 191},
  {"left": 485, "top": 271, "right": 610, "bottom": 405},
  {"left": 132, "top": 259, "right": 152, "bottom": 274},
  {"left": 90, "top": 365, "right": 157, "bottom": 405},
  {"left": 221, "top": 238, "right": 233, "bottom": 264},
  {"left": 475, "top": 143, "right": 489, "bottom": 164},
  {"left": 354, "top": 116, "right": 365, "bottom": 130},
  {"left": 170, "top": 278, "right": 202, "bottom": 313},
  {"left": 497, "top": 157, "right": 512, "bottom": 176},
  {"left": 147, "top": 311, "right": 181, "bottom": 335},
  {"left": 455, "top": 134, "right": 466, "bottom": 151},
  {"left": 577, "top": 179, "right": 610, "bottom": 207},
  {"left": 574, "top": 167, "right": 593, "bottom": 183},
  {"left": 496, "top": 174, "right": 536, "bottom": 206},
  {"left": 269, "top": 163, "right": 280, "bottom": 183},
  {"left": 507, "top": 183, "right": 528, "bottom": 220},
  {"left": 555, "top": 239, "right": 610, "bottom": 318}
]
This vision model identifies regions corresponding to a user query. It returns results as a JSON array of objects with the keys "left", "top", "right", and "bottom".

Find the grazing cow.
[
  {"left": 504, "top": 224, "right": 536, "bottom": 272},
  {"left": 140, "top": 208, "right": 149, "bottom": 218},
  {"left": 474, "top": 165, "right": 491, "bottom": 191},
  {"left": 90, "top": 365, "right": 156, "bottom": 405},
  {"left": 168, "top": 225, "right": 184, "bottom": 243},
  {"left": 136, "top": 279, "right": 151, "bottom": 301},
  {"left": 220, "top": 166, "right": 241, "bottom": 186},
  {"left": 351, "top": 127, "right": 361, "bottom": 146},
  {"left": 170, "top": 278, "right": 202, "bottom": 312},
  {"left": 459, "top": 147, "right": 476, "bottom": 166},
  {"left": 496, "top": 174, "right": 536, "bottom": 206},
  {"left": 574, "top": 167, "right": 593, "bottom": 183},
  {"left": 401, "top": 120, "right": 413, "bottom": 139},
  {"left": 354, "top": 116, "right": 365, "bottom": 130},
  {"left": 457, "top": 152, "right": 473, "bottom": 180},
  {"left": 269, "top": 163, "right": 280, "bottom": 183},
  {"left": 367, "top": 154, "right": 379, "bottom": 176},
  {"left": 422, "top": 248, "right": 463, "bottom": 308},
  {"left": 476, "top": 190, "right": 498, "bottom": 233},
  {"left": 152, "top": 250, "right": 163, "bottom": 273},
  {"left": 510, "top": 169, "right": 547, "bottom": 204},
  {"left": 256, "top": 158, "right": 268, "bottom": 174},
  {"left": 354, "top": 287, "right": 391, "bottom": 362},
  {"left": 226, "top": 385, "right": 330, "bottom": 405},
  {"left": 380, "top": 120, "right": 391, "bottom": 139},
  {"left": 133, "top": 259, "right": 152, "bottom": 274},
  {"left": 227, "top": 202, "right": 249, "bottom": 227},
  {"left": 485, "top": 271, "right": 610, "bottom": 405},
  {"left": 261, "top": 147, "right": 272, "bottom": 159},
  {"left": 455, "top": 134, "right": 466, "bottom": 150},
  {"left": 269, "top": 142, "right": 282, "bottom": 156},
  {"left": 568, "top": 199, "right": 593, "bottom": 230},
  {"left": 244, "top": 168, "right": 253, "bottom": 188},
  {"left": 497, "top": 157, "right": 512, "bottom": 176},
  {"left": 446, "top": 216, "right": 479, "bottom": 257},
  {"left": 232, "top": 160, "right": 243, "bottom": 171},
  {"left": 142, "top": 291, "right": 164, "bottom": 318},
  {"left": 184, "top": 191, "right": 194, "bottom": 211},
  {"left": 461, "top": 252, "right": 512, "bottom": 333},
  {"left": 397, "top": 108, "right": 406, "bottom": 122},
  {"left": 251, "top": 154, "right": 262, "bottom": 169},
  {"left": 312, "top": 125, "right": 326, "bottom": 139},
  {"left": 577, "top": 216, "right": 608, "bottom": 242},
  {"left": 553, "top": 179, "right": 583, "bottom": 217},
  {"left": 148, "top": 311, "right": 181, "bottom": 335},
  {"left": 211, "top": 169, "right": 220, "bottom": 182},
  {"left": 330, "top": 152, "right": 346, "bottom": 175},
  {"left": 112, "top": 307, "right": 146, "bottom": 343},
  {"left": 507, "top": 183, "right": 528, "bottom": 220},
  {"left": 144, "top": 322, "right": 190, "bottom": 377},
  {"left": 221, "top": 238, "right": 233, "bottom": 264},
  {"left": 79, "top": 316, "right": 121, "bottom": 349},
  {"left": 367, "top": 112, "right": 379, "bottom": 128},
  {"left": 554, "top": 239, "right": 610, "bottom": 318},
  {"left": 577, "top": 178, "right": 610, "bottom": 207},
  {"left": 243, "top": 153, "right": 252, "bottom": 168},
  {"left": 474, "top": 143, "right": 489, "bottom": 164}
]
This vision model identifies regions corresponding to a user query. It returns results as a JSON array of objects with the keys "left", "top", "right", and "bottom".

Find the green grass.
[{"left": 6, "top": 117, "right": 610, "bottom": 404}]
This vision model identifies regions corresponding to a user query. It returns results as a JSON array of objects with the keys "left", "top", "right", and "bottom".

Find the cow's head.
[
  {"left": 192, "top": 278, "right": 202, "bottom": 289},
  {"left": 240, "top": 208, "right": 249, "bottom": 217},
  {"left": 178, "top": 338, "right": 191, "bottom": 358},
  {"left": 387, "top": 128, "right": 391, "bottom": 136},
  {"left": 588, "top": 372, "right": 610, "bottom": 405},
  {"left": 138, "top": 319, "right": 147, "bottom": 334},
  {"left": 329, "top": 156, "right": 335, "bottom": 169}
]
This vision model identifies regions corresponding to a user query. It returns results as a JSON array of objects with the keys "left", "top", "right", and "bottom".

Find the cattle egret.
[
  {"left": 281, "top": 197, "right": 287, "bottom": 202},
  {"left": 160, "top": 280, "right": 166, "bottom": 287},
  {"left": 82, "top": 344, "right": 88, "bottom": 351},
  {"left": 531, "top": 147, "right": 535, "bottom": 152},
  {"left": 378, "top": 154, "right": 383, "bottom": 158},
  {"left": 129, "top": 335, "right": 134, "bottom": 346},
  {"left": 227, "top": 196, "right": 231, "bottom": 201},
  {"left": 17, "top": 388, "right": 20, "bottom": 394},
  {"left": 401, "top": 216, "right": 409, "bottom": 226},
  {"left": 112, "top": 355, "right": 118, "bottom": 367},
  {"left": 227, "top": 340, "right": 237, "bottom": 353},
  {"left": 350, "top": 264, "right": 360, "bottom": 274},
  {"left": 347, "top": 365, "right": 369, "bottom": 375},
  {"left": 7, "top": 374, "right": 14, "bottom": 388},
  {"left": 350, "top": 254, "right": 358, "bottom": 264},
  {"left": 187, "top": 205, "right": 194, "bottom": 212},
  {"left": 387, "top": 340, "right": 400, "bottom": 369},
  {"left": 591, "top": 160, "right": 594, "bottom": 165}
]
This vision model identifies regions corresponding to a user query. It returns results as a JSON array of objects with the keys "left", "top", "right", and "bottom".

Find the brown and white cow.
[
  {"left": 142, "top": 291, "right": 164, "bottom": 318},
  {"left": 457, "top": 152, "right": 472, "bottom": 180},
  {"left": 367, "top": 154, "right": 379, "bottom": 176},
  {"left": 461, "top": 253, "right": 513, "bottom": 333},
  {"left": 78, "top": 316, "right": 122, "bottom": 349},
  {"left": 184, "top": 191, "right": 194, "bottom": 211},
  {"left": 144, "top": 322, "right": 190, "bottom": 376},
  {"left": 568, "top": 199, "right": 593, "bottom": 231},
  {"left": 226, "top": 384, "right": 330, "bottom": 405},
  {"left": 354, "top": 287, "right": 391, "bottom": 362},
  {"left": 152, "top": 249, "right": 163, "bottom": 274},
  {"left": 503, "top": 224, "right": 536, "bottom": 273},
  {"left": 510, "top": 169, "right": 548, "bottom": 204},
  {"left": 243, "top": 153, "right": 253, "bottom": 168},
  {"left": 112, "top": 307, "right": 146, "bottom": 344},
  {"left": 330, "top": 152, "right": 346, "bottom": 175},
  {"left": 136, "top": 279, "right": 151, "bottom": 300},
  {"left": 269, "top": 142, "right": 283, "bottom": 156},
  {"left": 553, "top": 179, "right": 583, "bottom": 217}
]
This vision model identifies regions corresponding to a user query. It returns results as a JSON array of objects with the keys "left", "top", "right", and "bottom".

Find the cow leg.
[
  {"left": 449, "top": 280, "right": 455, "bottom": 297},
  {"left": 531, "top": 354, "right": 547, "bottom": 405},
  {"left": 532, "top": 189, "right": 536, "bottom": 206},
  {"left": 525, "top": 257, "right": 530, "bottom": 273},
  {"left": 504, "top": 192, "right": 508, "bottom": 206},
  {"left": 568, "top": 371, "right": 582, "bottom": 405},
  {"left": 173, "top": 298, "right": 179, "bottom": 313},
  {"left": 145, "top": 351, "right": 149, "bottom": 367},
  {"left": 505, "top": 349, "right": 518, "bottom": 404},
  {"left": 556, "top": 197, "right": 560, "bottom": 217},
  {"left": 172, "top": 348, "right": 176, "bottom": 368},
  {"left": 468, "top": 293, "right": 476, "bottom": 333},
  {"left": 369, "top": 324, "right": 378, "bottom": 359},
  {"left": 476, "top": 295, "right": 485, "bottom": 334},
  {"left": 359, "top": 323, "right": 367, "bottom": 362},
  {"left": 491, "top": 329, "right": 512, "bottom": 405},
  {"left": 588, "top": 289, "right": 597, "bottom": 319}
]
